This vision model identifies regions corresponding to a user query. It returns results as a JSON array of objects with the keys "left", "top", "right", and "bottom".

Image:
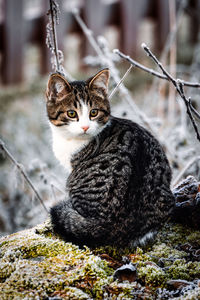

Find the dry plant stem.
[
  {"left": 47, "top": 1, "right": 74, "bottom": 81},
  {"left": 160, "top": 0, "right": 187, "bottom": 63},
  {"left": 178, "top": 82, "right": 200, "bottom": 142},
  {"left": 73, "top": 9, "right": 103, "bottom": 58},
  {"left": 51, "top": 184, "right": 57, "bottom": 203},
  {"left": 189, "top": 98, "right": 200, "bottom": 119},
  {"left": 113, "top": 49, "right": 200, "bottom": 88},
  {"left": 51, "top": 183, "right": 66, "bottom": 194},
  {"left": 108, "top": 65, "right": 133, "bottom": 100},
  {"left": 168, "top": 0, "right": 177, "bottom": 123},
  {"left": 142, "top": 43, "right": 200, "bottom": 143},
  {"left": 0, "top": 139, "right": 49, "bottom": 214},
  {"left": 73, "top": 10, "right": 156, "bottom": 134},
  {"left": 172, "top": 156, "right": 200, "bottom": 187},
  {"left": 148, "top": 0, "right": 186, "bottom": 114},
  {"left": 49, "top": 0, "right": 60, "bottom": 71}
]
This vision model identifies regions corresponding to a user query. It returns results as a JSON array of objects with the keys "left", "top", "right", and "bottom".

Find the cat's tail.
[
  {"left": 50, "top": 199, "right": 109, "bottom": 247},
  {"left": 170, "top": 175, "right": 200, "bottom": 229}
]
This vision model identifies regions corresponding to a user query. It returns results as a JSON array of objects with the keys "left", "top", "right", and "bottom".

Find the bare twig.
[
  {"left": 160, "top": 0, "right": 187, "bottom": 63},
  {"left": 47, "top": 0, "right": 60, "bottom": 71},
  {"left": 46, "top": 1, "right": 74, "bottom": 81},
  {"left": 72, "top": 9, "right": 157, "bottom": 134},
  {"left": 97, "top": 37, "right": 157, "bottom": 134},
  {"left": 113, "top": 49, "right": 200, "bottom": 88},
  {"left": 142, "top": 43, "right": 200, "bottom": 143},
  {"left": 51, "top": 183, "right": 66, "bottom": 194},
  {"left": 177, "top": 81, "right": 200, "bottom": 141},
  {"left": 73, "top": 8, "right": 103, "bottom": 58},
  {"left": 148, "top": 0, "right": 187, "bottom": 115},
  {"left": 188, "top": 98, "right": 200, "bottom": 119},
  {"left": 51, "top": 183, "right": 57, "bottom": 203},
  {"left": 172, "top": 156, "right": 200, "bottom": 187},
  {"left": 0, "top": 139, "right": 49, "bottom": 214},
  {"left": 108, "top": 65, "right": 133, "bottom": 100},
  {"left": 168, "top": 0, "right": 177, "bottom": 122}
]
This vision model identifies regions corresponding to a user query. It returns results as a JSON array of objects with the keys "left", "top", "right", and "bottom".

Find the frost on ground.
[
  {"left": 0, "top": 83, "right": 67, "bottom": 236},
  {"left": 0, "top": 219, "right": 200, "bottom": 299}
]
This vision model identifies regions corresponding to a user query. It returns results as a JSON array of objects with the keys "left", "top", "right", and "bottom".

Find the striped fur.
[{"left": 46, "top": 69, "right": 175, "bottom": 248}]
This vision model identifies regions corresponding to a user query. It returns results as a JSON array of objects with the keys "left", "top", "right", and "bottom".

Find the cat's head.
[{"left": 46, "top": 69, "right": 110, "bottom": 139}]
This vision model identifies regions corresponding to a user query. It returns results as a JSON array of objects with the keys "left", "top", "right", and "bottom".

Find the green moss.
[
  {"left": 130, "top": 224, "right": 200, "bottom": 290},
  {"left": 0, "top": 226, "right": 113, "bottom": 299},
  {"left": 148, "top": 243, "right": 187, "bottom": 260},
  {"left": 104, "top": 281, "right": 138, "bottom": 299},
  {"left": 52, "top": 286, "right": 92, "bottom": 299},
  {"left": 0, "top": 241, "right": 10, "bottom": 249},
  {"left": 138, "top": 264, "right": 167, "bottom": 288},
  {"left": 154, "top": 223, "right": 200, "bottom": 248},
  {"left": 0, "top": 221, "right": 200, "bottom": 299},
  {"left": 93, "top": 245, "right": 135, "bottom": 261},
  {"left": 167, "top": 259, "right": 200, "bottom": 280},
  {"left": 0, "top": 262, "right": 16, "bottom": 281},
  {"left": 187, "top": 231, "right": 200, "bottom": 246}
]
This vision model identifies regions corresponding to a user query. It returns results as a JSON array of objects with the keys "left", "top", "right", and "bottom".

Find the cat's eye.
[
  {"left": 67, "top": 110, "right": 77, "bottom": 118},
  {"left": 90, "top": 109, "right": 98, "bottom": 118}
]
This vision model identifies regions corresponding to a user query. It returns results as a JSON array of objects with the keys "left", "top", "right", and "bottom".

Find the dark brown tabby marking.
[
  {"left": 46, "top": 69, "right": 175, "bottom": 248},
  {"left": 46, "top": 70, "right": 110, "bottom": 127}
]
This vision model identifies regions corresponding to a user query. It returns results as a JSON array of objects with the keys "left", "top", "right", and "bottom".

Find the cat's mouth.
[{"left": 77, "top": 132, "right": 91, "bottom": 139}]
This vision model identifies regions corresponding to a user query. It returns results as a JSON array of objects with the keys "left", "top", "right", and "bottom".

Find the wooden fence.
[{"left": 0, "top": 0, "right": 199, "bottom": 85}]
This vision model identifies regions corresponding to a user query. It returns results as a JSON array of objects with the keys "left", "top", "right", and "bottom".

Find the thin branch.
[
  {"left": 51, "top": 182, "right": 66, "bottom": 194},
  {"left": 142, "top": 0, "right": 187, "bottom": 118},
  {"left": 188, "top": 98, "right": 200, "bottom": 119},
  {"left": 141, "top": 43, "right": 176, "bottom": 83},
  {"left": 48, "top": 0, "right": 60, "bottom": 71},
  {"left": 73, "top": 8, "right": 103, "bottom": 58},
  {"left": 177, "top": 81, "right": 200, "bottom": 141},
  {"left": 98, "top": 37, "right": 157, "bottom": 134},
  {"left": 46, "top": 0, "right": 75, "bottom": 82},
  {"left": 108, "top": 65, "right": 133, "bottom": 100},
  {"left": 51, "top": 183, "right": 57, "bottom": 203},
  {"left": 72, "top": 10, "right": 157, "bottom": 135},
  {"left": 172, "top": 156, "right": 200, "bottom": 187},
  {"left": 160, "top": 0, "right": 187, "bottom": 63},
  {"left": 113, "top": 49, "right": 200, "bottom": 88},
  {"left": 142, "top": 43, "right": 200, "bottom": 143},
  {"left": 0, "top": 139, "right": 49, "bottom": 214},
  {"left": 168, "top": 0, "right": 177, "bottom": 123}
]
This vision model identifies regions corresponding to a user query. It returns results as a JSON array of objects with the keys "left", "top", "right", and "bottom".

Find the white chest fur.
[{"left": 50, "top": 124, "right": 91, "bottom": 171}]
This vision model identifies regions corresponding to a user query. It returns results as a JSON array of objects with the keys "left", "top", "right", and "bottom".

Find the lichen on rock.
[
  {"left": 0, "top": 221, "right": 113, "bottom": 299},
  {"left": 0, "top": 220, "right": 200, "bottom": 299}
]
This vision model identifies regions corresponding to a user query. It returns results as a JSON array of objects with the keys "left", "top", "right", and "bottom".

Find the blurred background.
[{"left": 0, "top": 0, "right": 200, "bottom": 236}]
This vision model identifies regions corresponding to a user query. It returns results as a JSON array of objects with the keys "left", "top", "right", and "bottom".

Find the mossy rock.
[
  {"left": 0, "top": 220, "right": 137, "bottom": 299},
  {"left": 0, "top": 220, "right": 200, "bottom": 299}
]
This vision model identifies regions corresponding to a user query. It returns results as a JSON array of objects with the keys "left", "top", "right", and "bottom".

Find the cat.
[{"left": 45, "top": 68, "right": 175, "bottom": 248}]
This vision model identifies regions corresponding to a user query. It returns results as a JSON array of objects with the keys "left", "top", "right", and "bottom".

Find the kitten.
[{"left": 46, "top": 69, "right": 175, "bottom": 248}]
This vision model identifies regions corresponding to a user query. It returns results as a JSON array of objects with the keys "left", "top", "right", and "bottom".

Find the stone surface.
[{"left": 0, "top": 219, "right": 200, "bottom": 299}]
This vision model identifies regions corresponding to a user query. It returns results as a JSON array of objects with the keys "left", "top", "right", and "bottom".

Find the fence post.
[{"left": 1, "top": 0, "right": 24, "bottom": 84}]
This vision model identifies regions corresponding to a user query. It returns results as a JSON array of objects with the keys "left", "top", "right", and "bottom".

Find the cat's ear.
[
  {"left": 87, "top": 68, "right": 110, "bottom": 92},
  {"left": 46, "top": 73, "right": 71, "bottom": 102}
]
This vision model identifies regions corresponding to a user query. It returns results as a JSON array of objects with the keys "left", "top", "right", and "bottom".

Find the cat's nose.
[{"left": 82, "top": 126, "right": 89, "bottom": 132}]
